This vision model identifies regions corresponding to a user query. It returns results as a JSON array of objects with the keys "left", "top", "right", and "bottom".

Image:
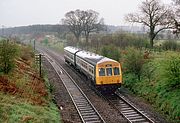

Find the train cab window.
[
  {"left": 99, "top": 68, "right": 105, "bottom": 76},
  {"left": 114, "top": 67, "right": 120, "bottom": 75},
  {"left": 106, "top": 68, "right": 112, "bottom": 76}
]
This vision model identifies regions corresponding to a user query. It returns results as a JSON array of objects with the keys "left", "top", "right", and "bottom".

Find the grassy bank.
[
  {"left": 0, "top": 93, "right": 59, "bottom": 123},
  {"left": 123, "top": 50, "right": 180, "bottom": 122},
  {"left": 0, "top": 44, "right": 61, "bottom": 123}
]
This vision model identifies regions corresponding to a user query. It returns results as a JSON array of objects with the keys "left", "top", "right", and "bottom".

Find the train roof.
[
  {"left": 76, "top": 50, "right": 118, "bottom": 65},
  {"left": 64, "top": 46, "right": 119, "bottom": 65},
  {"left": 64, "top": 46, "right": 81, "bottom": 54}
]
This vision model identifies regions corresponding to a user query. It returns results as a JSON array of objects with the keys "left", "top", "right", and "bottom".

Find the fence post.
[
  {"left": 39, "top": 53, "right": 42, "bottom": 77},
  {"left": 33, "top": 39, "right": 35, "bottom": 51}
]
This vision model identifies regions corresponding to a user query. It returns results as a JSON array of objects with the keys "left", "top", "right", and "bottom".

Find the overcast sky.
[{"left": 0, "top": 0, "right": 172, "bottom": 27}]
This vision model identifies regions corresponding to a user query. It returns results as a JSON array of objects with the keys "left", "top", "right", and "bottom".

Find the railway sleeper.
[
  {"left": 123, "top": 111, "right": 138, "bottom": 115},
  {"left": 128, "top": 115, "right": 143, "bottom": 119},
  {"left": 78, "top": 106, "right": 92, "bottom": 109},
  {"left": 83, "top": 115, "right": 99, "bottom": 118},
  {"left": 121, "top": 107, "right": 132, "bottom": 110},
  {"left": 81, "top": 112, "right": 96, "bottom": 116},
  {"left": 125, "top": 113, "right": 140, "bottom": 117},
  {"left": 84, "top": 117, "right": 100, "bottom": 121},
  {"left": 80, "top": 110, "right": 95, "bottom": 113},
  {"left": 122, "top": 109, "right": 135, "bottom": 113},
  {"left": 130, "top": 118, "right": 146, "bottom": 122},
  {"left": 85, "top": 120, "right": 102, "bottom": 123},
  {"left": 79, "top": 108, "right": 93, "bottom": 111},
  {"left": 76, "top": 102, "right": 89, "bottom": 106}
]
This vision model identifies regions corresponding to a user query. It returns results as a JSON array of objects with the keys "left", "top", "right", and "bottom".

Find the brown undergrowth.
[{"left": 0, "top": 57, "right": 48, "bottom": 106}]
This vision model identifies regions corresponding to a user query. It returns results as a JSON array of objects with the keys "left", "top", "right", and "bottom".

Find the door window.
[{"left": 106, "top": 68, "right": 112, "bottom": 76}]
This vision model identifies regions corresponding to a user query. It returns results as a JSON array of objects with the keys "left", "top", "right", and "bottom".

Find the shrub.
[
  {"left": 162, "top": 40, "right": 179, "bottom": 51},
  {"left": 142, "top": 61, "right": 156, "bottom": 82},
  {"left": 0, "top": 39, "right": 19, "bottom": 74},
  {"left": 123, "top": 47, "right": 145, "bottom": 80},
  {"left": 20, "top": 45, "right": 34, "bottom": 61},
  {"left": 101, "top": 45, "right": 120, "bottom": 61},
  {"left": 165, "top": 53, "right": 180, "bottom": 89}
]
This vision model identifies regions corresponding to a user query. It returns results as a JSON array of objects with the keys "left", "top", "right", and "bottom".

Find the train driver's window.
[
  {"left": 99, "top": 68, "right": 105, "bottom": 76},
  {"left": 106, "top": 68, "right": 112, "bottom": 76},
  {"left": 114, "top": 67, "right": 120, "bottom": 75}
]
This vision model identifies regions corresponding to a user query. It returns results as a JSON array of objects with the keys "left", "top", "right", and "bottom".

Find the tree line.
[
  {"left": 0, "top": 25, "right": 68, "bottom": 36},
  {"left": 63, "top": 0, "right": 179, "bottom": 48}
]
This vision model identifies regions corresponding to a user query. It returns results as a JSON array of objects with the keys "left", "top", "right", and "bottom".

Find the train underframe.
[{"left": 96, "top": 83, "right": 121, "bottom": 93}]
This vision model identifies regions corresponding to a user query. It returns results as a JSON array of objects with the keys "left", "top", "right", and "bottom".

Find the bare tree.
[
  {"left": 125, "top": 0, "right": 173, "bottom": 48},
  {"left": 81, "top": 10, "right": 105, "bottom": 46},
  {"left": 62, "top": 9, "right": 84, "bottom": 44},
  {"left": 172, "top": 0, "right": 180, "bottom": 35},
  {"left": 62, "top": 9, "right": 105, "bottom": 47}
]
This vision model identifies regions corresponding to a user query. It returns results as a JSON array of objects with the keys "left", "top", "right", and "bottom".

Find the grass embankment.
[
  {"left": 123, "top": 50, "right": 180, "bottom": 122},
  {"left": 0, "top": 45, "right": 60, "bottom": 123}
]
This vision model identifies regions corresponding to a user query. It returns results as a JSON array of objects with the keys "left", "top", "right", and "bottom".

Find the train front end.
[{"left": 95, "top": 58, "right": 122, "bottom": 92}]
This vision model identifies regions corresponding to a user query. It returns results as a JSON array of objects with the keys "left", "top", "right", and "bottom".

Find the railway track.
[
  {"left": 106, "top": 91, "right": 155, "bottom": 123},
  {"left": 40, "top": 50, "right": 105, "bottom": 123},
  {"left": 38, "top": 47, "right": 157, "bottom": 123},
  {"left": 64, "top": 61, "right": 155, "bottom": 123}
]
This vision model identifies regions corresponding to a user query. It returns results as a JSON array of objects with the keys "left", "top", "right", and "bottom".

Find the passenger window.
[
  {"left": 99, "top": 68, "right": 105, "bottom": 76},
  {"left": 106, "top": 68, "right": 112, "bottom": 76},
  {"left": 114, "top": 67, "right": 120, "bottom": 75}
]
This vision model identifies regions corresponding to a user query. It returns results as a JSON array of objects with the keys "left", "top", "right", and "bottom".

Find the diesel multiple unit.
[{"left": 64, "top": 46, "right": 122, "bottom": 92}]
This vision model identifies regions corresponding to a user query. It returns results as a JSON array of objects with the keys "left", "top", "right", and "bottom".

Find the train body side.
[
  {"left": 76, "top": 55, "right": 95, "bottom": 81},
  {"left": 64, "top": 46, "right": 80, "bottom": 66}
]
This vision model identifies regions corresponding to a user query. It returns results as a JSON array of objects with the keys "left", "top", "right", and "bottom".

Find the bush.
[
  {"left": 164, "top": 53, "right": 180, "bottom": 89},
  {"left": 0, "top": 39, "right": 19, "bottom": 74},
  {"left": 101, "top": 45, "right": 120, "bottom": 61},
  {"left": 123, "top": 47, "right": 145, "bottom": 80},
  {"left": 162, "top": 40, "right": 179, "bottom": 51},
  {"left": 20, "top": 45, "right": 34, "bottom": 61},
  {"left": 142, "top": 61, "right": 156, "bottom": 82}
]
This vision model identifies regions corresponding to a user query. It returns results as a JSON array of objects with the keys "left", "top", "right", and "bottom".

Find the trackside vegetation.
[
  {"left": 122, "top": 49, "right": 180, "bottom": 122},
  {"left": 0, "top": 39, "right": 61, "bottom": 123},
  {"left": 0, "top": 39, "right": 19, "bottom": 74}
]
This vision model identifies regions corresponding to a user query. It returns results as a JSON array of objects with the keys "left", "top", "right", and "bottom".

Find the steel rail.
[
  {"left": 115, "top": 91, "right": 155, "bottom": 123},
  {"left": 40, "top": 50, "right": 106, "bottom": 123}
]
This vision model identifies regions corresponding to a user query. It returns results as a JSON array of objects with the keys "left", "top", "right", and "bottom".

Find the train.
[{"left": 64, "top": 46, "right": 122, "bottom": 92}]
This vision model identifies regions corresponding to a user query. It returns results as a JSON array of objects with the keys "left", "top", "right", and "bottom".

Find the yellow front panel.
[{"left": 95, "top": 61, "right": 122, "bottom": 85}]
